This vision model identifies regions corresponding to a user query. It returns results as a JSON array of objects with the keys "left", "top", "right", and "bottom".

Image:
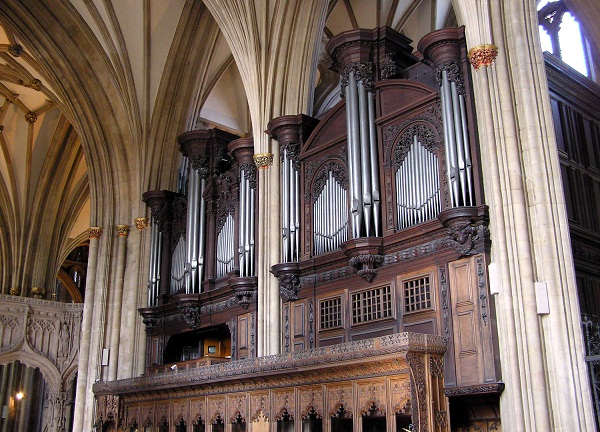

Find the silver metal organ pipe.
[
  {"left": 155, "top": 230, "right": 162, "bottom": 305},
  {"left": 459, "top": 93, "right": 474, "bottom": 205},
  {"left": 281, "top": 151, "right": 290, "bottom": 262},
  {"left": 450, "top": 80, "right": 467, "bottom": 205},
  {"left": 148, "top": 217, "right": 157, "bottom": 306},
  {"left": 197, "top": 178, "right": 207, "bottom": 291},
  {"left": 441, "top": 70, "right": 459, "bottom": 207},
  {"left": 239, "top": 170, "right": 246, "bottom": 276},
  {"left": 348, "top": 72, "right": 363, "bottom": 238},
  {"left": 249, "top": 187, "right": 255, "bottom": 276},
  {"left": 367, "top": 92, "right": 380, "bottom": 237},
  {"left": 358, "top": 81, "right": 373, "bottom": 236},
  {"left": 185, "top": 169, "right": 197, "bottom": 294},
  {"left": 293, "top": 166, "right": 300, "bottom": 262}
]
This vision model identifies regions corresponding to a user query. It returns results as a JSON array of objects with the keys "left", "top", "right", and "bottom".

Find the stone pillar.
[
  {"left": 117, "top": 217, "right": 149, "bottom": 380},
  {"left": 44, "top": 391, "right": 68, "bottom": 432},
  {"left": 16, "top": 367, "right": 33, "bottom": 432},
  {"left": 454, "top": 0, "right": 595, "bottom": 429},
  {"left": 107, "top": 225, "right": 129, "bottom": 381},
  {"left": 72, "top": 226, "right": 102, "bottom": 432}
]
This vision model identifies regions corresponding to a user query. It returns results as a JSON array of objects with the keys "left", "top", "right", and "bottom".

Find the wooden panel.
[
  {"left": 456, "top": 311, "right": 477, "bottom": 356},
  {"left": 403, "top": 319, "right": 436, "bottom": 335},
  {"left": 294, "top": 303, "right": 305, "bottom": 337}
]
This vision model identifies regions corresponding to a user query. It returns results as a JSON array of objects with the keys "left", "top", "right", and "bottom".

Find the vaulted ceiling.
[{"left": 0, "top": 0, "right": 455, "bottom": 293}]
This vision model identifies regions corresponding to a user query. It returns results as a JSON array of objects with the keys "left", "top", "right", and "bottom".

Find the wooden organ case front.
[
  {"left": 93, "top": 27, "right": 502, "bottom": 432},
  {"left": 269, "top": 26, "right": 502, "bottom": 429},
  {"left": 139, "top": 129, "right": 259, "bottom": 370}
]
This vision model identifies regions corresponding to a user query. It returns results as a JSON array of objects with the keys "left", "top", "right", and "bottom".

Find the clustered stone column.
[
  {"left": 107, "top": 225, "right": 129, "bottom": 381},
  {"left": 72, "top": 226, "right": 103, "bottom": 431}
]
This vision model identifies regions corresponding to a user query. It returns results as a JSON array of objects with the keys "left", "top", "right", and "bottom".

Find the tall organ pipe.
[
  {"left": 347, "top": 71, "right": 362, "bottom": 238},
  {"left": 358, "top": 81, "right": 373, "bottom": 236},
  {"left": 368, "top": 92, "right": 380, "bottom": 237}
]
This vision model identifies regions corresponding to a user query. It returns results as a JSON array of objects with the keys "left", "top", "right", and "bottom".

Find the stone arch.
[{"left": 0, "top": 351, "right": 61, "bottom": 392}]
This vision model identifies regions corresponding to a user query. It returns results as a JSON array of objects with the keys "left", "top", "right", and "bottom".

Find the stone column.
[
  {"left": 72, "top": 226, "right": 103, "bottom": 432},
  {"left": 118, "top": 217, "right": 149, "bottom": 380},
  {"left": 454, "top": 0, "right": 595, "bottom": 429},
  {"left": 16, "top": 367, "right": 33, "bottom": 432},
  {"left": 107, "top": 225, "right": 129, "bottom": 381}
]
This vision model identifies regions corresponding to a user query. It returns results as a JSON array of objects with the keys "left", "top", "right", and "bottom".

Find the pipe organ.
[{"left": 98, "top": 27, "right": 500, "bottom": 432}]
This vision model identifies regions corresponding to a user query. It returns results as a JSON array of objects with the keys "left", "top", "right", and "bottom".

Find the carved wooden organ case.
[
  {"left": 140, "top": 129, "right": 259, "bottom": 368},
  {"left": 269, "top": 27, "right": 502, "bottom": 399}
]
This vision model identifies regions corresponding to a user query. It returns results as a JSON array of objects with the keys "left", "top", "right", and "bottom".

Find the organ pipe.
[
  {"left": 147, "top": 217, "right": 160, "bottom": 307},
  {"left": 439, "top": 67, "right": 474, "bottom": 207},
  {"left": 343, "top": 65, "right": 381, "bottom": 239}
]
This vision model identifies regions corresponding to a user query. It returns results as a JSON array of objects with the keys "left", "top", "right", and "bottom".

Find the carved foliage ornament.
[
  {"left": 117, "top": 225, "right": 130, "bottom": 237},
  {"left": 435, "top": 61, "right": 465, "bottom": 95},
  {"left": 89, "top": 227, "right": 103, "bottom": 239},
  {"left": 178, "top": 302, "right": 200, "bottom": 328},
  {"left": 349, "top": 254, "right": 384, "bottom": 282},
  {"left": 254, "top": 153, "right": 274, "bottom": 169},
  {"left": 280, "top": 141, "right": 301, "bottom": 171},
  {"left": 340, "top": 62, "right": 374, "bottom": 98},
  {"left": 467, "top": 44, "right": 498, "bottom": 71},
  {"left": 278, "top": 273, "right": 301, "bottom": 302},
  {"left": 240, "top": 162, "right": 257, "bottom": 189},
  {"left": 395, "top": 124, "right": 438, "bottom": 169},
  {"left": 134, "top": 217, "right": 149, "bottom": 230},
  {"left": 311, "top": 162, "right": 348, "bottom": 203}
]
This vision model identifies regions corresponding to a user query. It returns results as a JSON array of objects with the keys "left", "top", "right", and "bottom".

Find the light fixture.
[{"left": 15, "top": 392, "right": 24, "bottom": 400}]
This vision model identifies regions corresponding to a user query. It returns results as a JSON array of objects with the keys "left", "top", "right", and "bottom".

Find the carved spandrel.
[
  {"left": 299, "top": 387, "right": 323, "bottom": 419},
  {"left": 190, "top": 397, "right": 207, "bottom": 426},
  {"left": 356, "top": 380, "right": 386, "bottom": 416},
  {"left": 229, "top": 393, "right": 247, "bottom": 423},
  {"left": 250, "top": 392, "right": 269, "bottom": 421},
  {"left": 208, "top": 397, "right": 226, "bottom": 424},
  {"left": 273, "top": 390, "right": 295, "bottom": 420},
  {"left": 327, "top": 384, "right": 354, "bottom": 418}
]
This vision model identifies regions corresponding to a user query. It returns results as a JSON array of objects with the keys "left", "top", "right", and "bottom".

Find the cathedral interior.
[{"left": 0, "top": 0, "right": 599, "bottom": 431}]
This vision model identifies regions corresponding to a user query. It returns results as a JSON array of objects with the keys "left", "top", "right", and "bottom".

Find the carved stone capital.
[
  {"left": 467, "top": 44, "right": 498, "bottom": 71},
  {"left": 116, "top": 225, "right": 130, "bottom": 237},
  {"left": 9, "top": 287, "right": 20, "bottom": 296},
  {"left": 134, "top": 217, "right": 149, "bottom": 230},
  {"left": 30, "top": 286, "right": 45, "bottom": 299},
  {"left": 253, "top": 153, "right": 274, "bottom": 169},
  {"left": 89, "top": 227, "right": 103, "bottom": 239}
]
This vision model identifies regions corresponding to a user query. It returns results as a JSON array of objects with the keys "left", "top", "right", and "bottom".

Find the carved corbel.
[
  {"left": 341, "top": 238, "right": 384, "bottom": 282},
  {"left": 177, "top": 294, "right": 202, "bottom": 328},
  {"left": 438, "top": 206, "right": 490, "bottom": 256},
  {"left": 271, "top": 263, "right": 302, "bottom": 302},
  {"left": 228, "top": 277, "right": 258, "bottom": 309}
]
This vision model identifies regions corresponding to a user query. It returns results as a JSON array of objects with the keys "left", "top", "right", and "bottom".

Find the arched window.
[{"left": 538, "top": 0, "right": 593, "bottom": 77}]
